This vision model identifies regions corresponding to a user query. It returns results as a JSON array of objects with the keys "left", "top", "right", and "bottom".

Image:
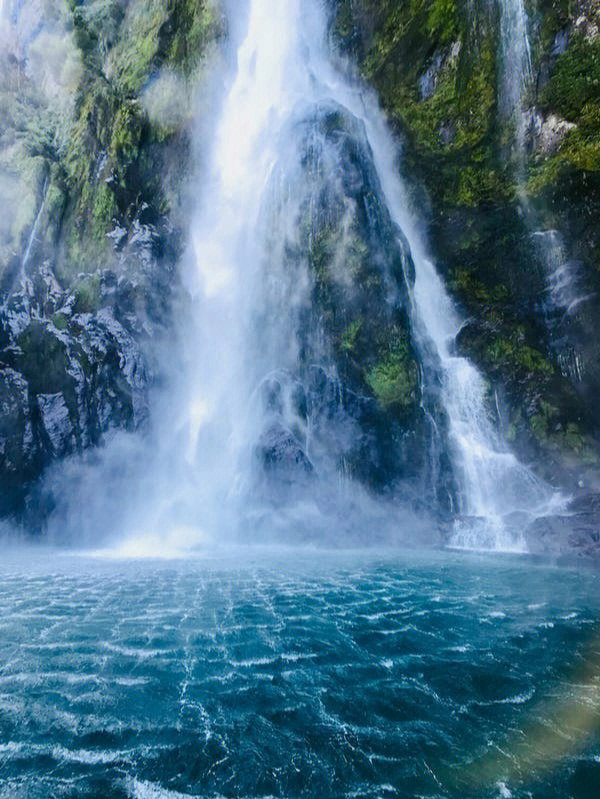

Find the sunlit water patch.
[{"left": 0, "top": 548, "right": 598, "bottom": 798}]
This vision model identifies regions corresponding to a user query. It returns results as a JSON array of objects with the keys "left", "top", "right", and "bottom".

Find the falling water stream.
[
  {"left": 20, "top": 177, "right": 48, "bottom": 281},
  {"left": 497, "top": 0, "right": 585, "bottom": 317},
  {"left": 133, "top": 0, "right": 560, "bottom": 555},
  {"left": 498, "top": 0, "right": 532, "bottom": 162}
]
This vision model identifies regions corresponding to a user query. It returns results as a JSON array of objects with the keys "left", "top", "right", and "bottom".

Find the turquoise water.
[{"left": 0, "top": 548, "right": 598, "bottom": 798}]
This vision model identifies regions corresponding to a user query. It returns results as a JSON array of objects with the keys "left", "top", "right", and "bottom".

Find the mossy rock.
[
  {"left": 15, "top": 323, "right": 76, "bottom": 403},
  {"left": 366, "top": 338, "right": 420, "bottom": 411},
  {"left": 72, "top": 273, "right": 102, "bottom": 314},
  {"left": 540, "top": 34, "right": 600, "bottom": 121}
]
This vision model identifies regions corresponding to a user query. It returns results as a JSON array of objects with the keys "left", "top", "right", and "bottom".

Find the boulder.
[{"left": 256, "top": 424, "right": 314, "bottom": 481}]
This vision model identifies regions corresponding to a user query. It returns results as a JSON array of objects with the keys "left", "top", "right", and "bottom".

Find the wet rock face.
[
  {"left": 330, "top": 0, "right": 600, "bottom": 499},
  {"left": 36, "top": 393, "right": 74, "bottom": 456},
  {"left": 0, "top": 369, "right": 35, "bottom": 502},
  {"left": 574, "top": 0, "right": 600, "bottom": 40},
  {"left": 524, "top": 109, "right": 577, "bottom": 154},
  {"left": 257, "top": 423, "right": 314, "bottom": 481},
  {"left": 0, "top": 0, "right": 222, "bottom": 523},
  {"left": 253, "top": 102, "right": 452, "bottom": 508},
  {"left": 0, "top": 259, "right": 152, "bottom": 517},
  {"left": 525, "top": 493, "right": 600, "bottom": 561}
]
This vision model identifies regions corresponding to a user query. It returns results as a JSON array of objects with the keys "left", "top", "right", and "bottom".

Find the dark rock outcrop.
[
  {"left": 257, "top": 423, "right": 314, "bottom": 480},
  {"left": 253, "top": 102, "right": 454, "bottom": 508},
  {"left": 525, "top": 493, "right": 600, "bottom": 561},
  {"left": 0, "top": 260, "right": 152, "bottom": 517}
]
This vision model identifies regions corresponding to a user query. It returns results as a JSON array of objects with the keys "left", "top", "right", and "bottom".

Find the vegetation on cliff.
[
  {"left": 331, "top": 0, "right": 600, "bottom": 491},
  {"left": 0, "top": 0, "right": 224, "bottom": 517}
]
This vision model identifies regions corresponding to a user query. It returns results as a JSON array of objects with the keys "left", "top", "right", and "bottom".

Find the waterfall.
[
  {"left": 46, "top": 0, "right": 560, "bottom": 554},
  {"left": 498, "top": 0, "right": 532, "bottom": 163},
  {"left": 20, "top": 176, "right": 48, "bottom": 281},
  {"left": 170, "top": 0, "right": 557, "bottom": 551},
  {"left": 497, "top": 0, "right": 585, "bottom": 318},
  {"left": 340, "top": 85, "right": 559, "bottom": 552}
]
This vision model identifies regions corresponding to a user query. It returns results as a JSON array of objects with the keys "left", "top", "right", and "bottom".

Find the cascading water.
[
  {"left": 348, "top": 102, "right": 559, "bottom": 551},
  {"left": 20, "top": 177, "right": 48, "bottom": 281},
  {"left": 160, "top": 0, "right": 557, "bottom": 552},
  {"left": 498, "top": 0, "right": 532, "bottom": 163},
  {"left": 497, "top": 0, "right": 585, "bottom": 318},
  {"left": 44, "top": 0, "right": 559, "bottom": 554}
]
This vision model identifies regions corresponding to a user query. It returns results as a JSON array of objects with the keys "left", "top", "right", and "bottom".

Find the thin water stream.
[{"left": 497, "top": 0, "right": 584, "bottom": 317}]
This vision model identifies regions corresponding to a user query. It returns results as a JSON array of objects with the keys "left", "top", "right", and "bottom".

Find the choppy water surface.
[{"left": 0, "top": 548, "right": 598, "bottom": 798}]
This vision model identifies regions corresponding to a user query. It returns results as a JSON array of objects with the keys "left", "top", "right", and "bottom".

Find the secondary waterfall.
[
  {"left": 359, "top": 130, "right": 557, "bottom": 551},
  {"left": 498, "top": 0, "right": 532, "bottom": 163},
  {"left": 497, "top": 0, "right": 584, "bottom": 317},
  {"left": 20, "top": 177, "right": 48, "bottom": 282}
]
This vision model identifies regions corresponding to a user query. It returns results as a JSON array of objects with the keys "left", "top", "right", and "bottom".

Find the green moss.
[
  {"left": 51, "top": 313, "right": 69, "bottom": 331},
  {"left": 528, "top": 399, "right": 599, "bottom": 459},
  {"left": 109, "top": 0, "right": 168, "bottom": 94},
  {"left": 72, "top": 274, "right": 102, "bottom": 314},
  {"left": 486, "top": 336, "right": 555, "bottom": 377},
  {"left": 167, "top": 0, "right": 223, "bottom": 76},
  {"left": 541, "top": 35, "right": 600, "bottom": 121},
  {"left": 340, "top": 318, "right": 363, "bottom": 353},
  {"left": 525, "top": 153, "right": 565, "bottom": 196},
  {"left": 361, "top": 3, "right": 496, "bottom": 157},
  {"left": 352, "top": 0, "right": 507, "bottom": 212},
  {"left": 529, "top": 0, "right": 570, "bottom": 56},
  {"left": 526, "top": 103, "right": 600, "bottom": 202},
  {"left": 558, "top": 103, "right": 600, "bottom": 172},
  {"left": 64, "top": 79, "right": 115, "bottom": 193},
  {"left": 92, "top": 182, "right": 117, "bottom": 234},
  {"left": 455, "top": 164, "right": 513, "bottom": 206},
  {"left": 73, "top": 0, "right": 125, "bottom": 61},
  {"left": 44, "top": 182, "right": 66, "bottom": 225},
  {"left": 60, "top": 75, "right": 151, "bottom": 258},
  {"left": 366, "top": 334, "right": 419, "bottom": 410},
  {"left": 564, "top": 422, "right": 586, "bottom": 453},
  {"left": 108, "top": 0, "right": 223, "bottom": 94},
  {"left": 451, "top": 268, "right": 511, "bottom": 303},
  {"left": 25, "top": 114, "right": 58, "bottom": 161},
  {"left": 427, "top": 0, "right": 460, "bottom": 44},
  {"left": 71, "top": 5, "right": 101, "bottom": 68},
  {"left": 110, "top": 102, "right": 144, "bottom": 163},
  {"left": 308, "top": 226, "right": 337, "bottom": 285}
]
